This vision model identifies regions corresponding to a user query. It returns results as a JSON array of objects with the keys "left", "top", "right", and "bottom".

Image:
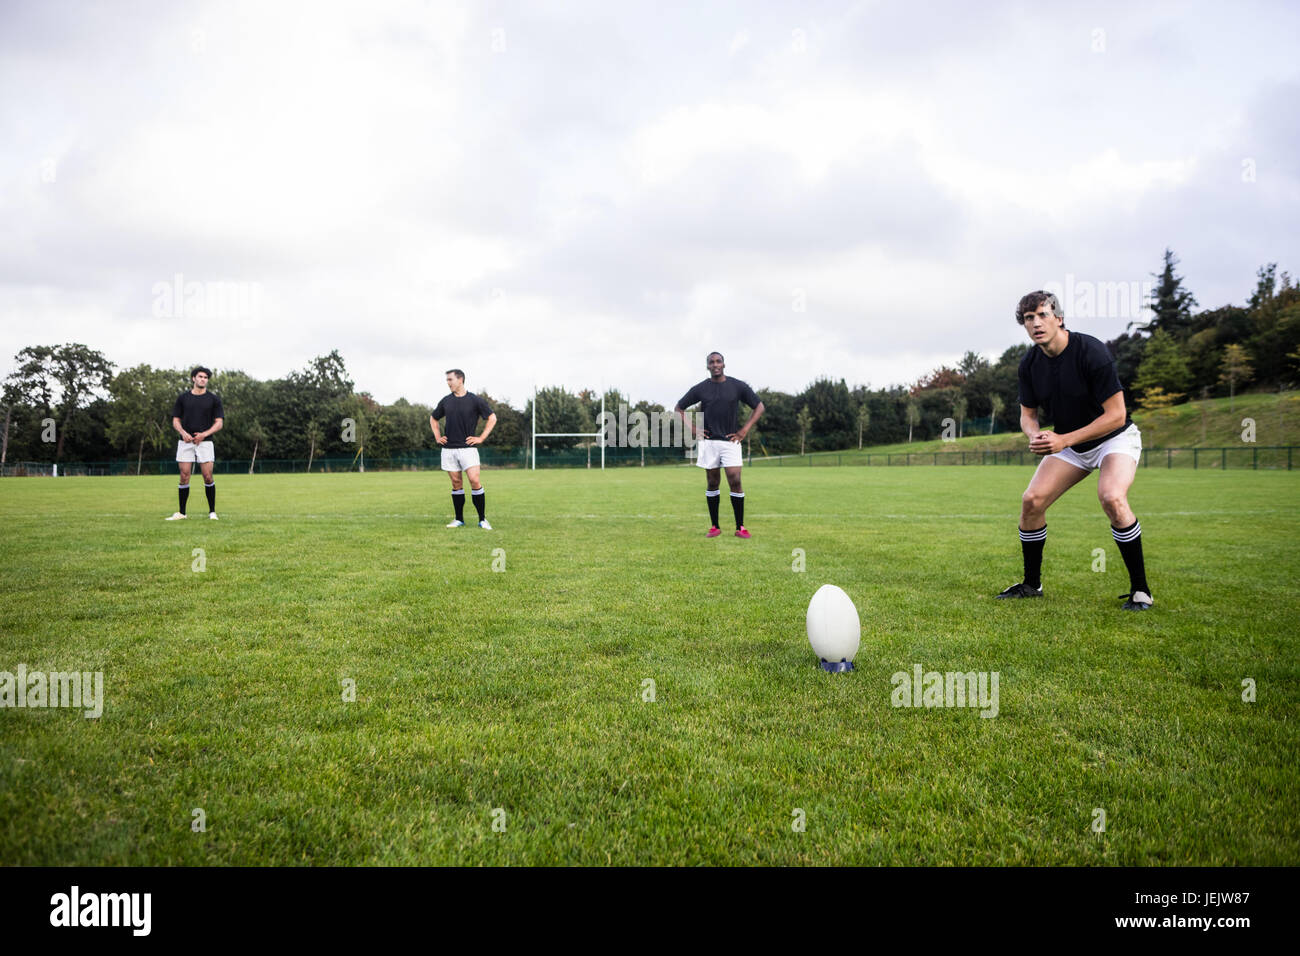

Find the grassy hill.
[{"left": 781, "top": 391, "right": 1300, "bottom": 463}]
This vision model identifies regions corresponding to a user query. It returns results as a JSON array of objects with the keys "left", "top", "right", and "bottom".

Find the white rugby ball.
[{"left": 806, "top": 584, "right": 861, "bottom": 664}]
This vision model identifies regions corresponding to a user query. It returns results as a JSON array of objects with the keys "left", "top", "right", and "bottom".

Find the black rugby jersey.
[
  {"left": 676, "top": 377, "right": 762, "bottom": 440},
  {"left": 431, "top": 392, "right": 493, "bottom": 448},
  {"left": 172, "top": 391, "right": 224, "bottom": 434},
  {"left": 1018, "top": 331, "right": 1131, "bottom": 453}
]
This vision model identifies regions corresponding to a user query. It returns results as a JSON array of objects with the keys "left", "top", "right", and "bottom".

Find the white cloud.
[{"left": 0, "top": 0, "right": 1297, "bottom": 408}]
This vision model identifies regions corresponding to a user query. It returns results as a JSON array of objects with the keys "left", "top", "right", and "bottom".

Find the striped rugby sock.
[
  {"left": 1111, "top": 519, "right": 1149, "bottom": 595},
  {"left": 1019, "top": 524, "right": 1047, "bottom": 590}
]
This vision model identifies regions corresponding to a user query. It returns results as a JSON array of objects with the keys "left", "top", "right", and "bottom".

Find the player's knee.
[
  {"left": 1099, "top": 487, "right": 1127, "bottom": 513},
  {"left": 1021, "top": 489, "right": 1045, "bottom": 514}
]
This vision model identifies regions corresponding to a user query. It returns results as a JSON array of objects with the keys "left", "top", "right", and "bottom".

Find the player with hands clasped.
[
  {"left": 997, "top": 292, "right": 1153, "bottom": 610},
  {"left": 674, "top": 352, "right": 765, "bottom": 538},
  {"left": 431, "top": 368, "right": 497, "bottom": 529},
  {"left": 166, "top": 366, "right": 224, "bottom": 521}
]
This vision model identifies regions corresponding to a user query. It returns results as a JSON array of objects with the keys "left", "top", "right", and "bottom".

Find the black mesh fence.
[{"left": 4, "top": 446, "right": 1295, "bottom": 476}]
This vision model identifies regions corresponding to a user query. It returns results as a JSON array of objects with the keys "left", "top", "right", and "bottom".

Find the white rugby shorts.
[
  {"left": 1052, "top": 423, "right": 1142, "bottom": 472},
  {"left": 441, "top": 447, "right": 481, "bottom": 472},
  {"left": 176, "top": 440, "right": 215, "bottom": 463},
  {"left": 695, "top": 438, "right": 743, "bottom": 469}
]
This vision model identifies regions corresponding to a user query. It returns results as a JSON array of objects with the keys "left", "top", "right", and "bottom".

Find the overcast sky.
[{"left": 2, "top": 0, "right": 1297, "bottom": 409}]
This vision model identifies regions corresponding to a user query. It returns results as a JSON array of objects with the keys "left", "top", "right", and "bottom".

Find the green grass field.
[{"left": 1, "top": 466, "right": 1297, "bottom": 865}]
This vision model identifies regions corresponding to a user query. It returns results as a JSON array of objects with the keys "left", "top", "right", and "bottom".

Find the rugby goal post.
[{"left": 531, "top": 388, "right": 605, "bottom": 471}]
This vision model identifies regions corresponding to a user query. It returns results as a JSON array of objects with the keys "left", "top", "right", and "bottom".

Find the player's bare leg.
[
  {"left": 446, "top": 469, "right": 466, "bottom": 526},
  {"left": 167, "top": 461, "right": 194, "bottom": 519},
  {"left": 465, "top": 464, "right": 489, "bottom": 528},
  {"left": 724, "top": 465, "right": 749, "bottom": 537},
  {"left": 199, "top": 460, "right": 217, "bottom": 518},
  {"left": 1021, "top": 455, "right": 1088, "bottom": 527},
  {"left": 704, "top": 467, "right": 722, "bottom": 535},
  {"left": 998, "top": 455, "right": 1087, "bottom": 597},
  {"left": 1097, "top": 453, "right": 1136, "bottom": 527},
  {"left": 1098, "top": 452, "right": 1151, "bottom": 608}
]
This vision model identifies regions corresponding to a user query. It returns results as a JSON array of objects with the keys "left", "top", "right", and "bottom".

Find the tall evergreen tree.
[
  {"left": 1247, "top": 264, "right": 1276, "bottom": 311},
  {"left": 1141, "top": 248, "right": 1198, "bottom": 339}
]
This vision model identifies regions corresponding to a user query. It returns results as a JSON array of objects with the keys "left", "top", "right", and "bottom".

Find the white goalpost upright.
[{"left": 531, "top": 387, "right": 605, "bottom": 471}]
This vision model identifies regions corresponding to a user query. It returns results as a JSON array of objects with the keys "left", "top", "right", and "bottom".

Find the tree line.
[{"left": 2, "top": 252, "right": 1295, "bottom": 466}]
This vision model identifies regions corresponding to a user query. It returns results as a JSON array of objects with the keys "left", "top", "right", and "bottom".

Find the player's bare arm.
[
  {"left": 195, "top": 417, "right": 223, "bottom": 444},
  {"left": 431, "top": 414, "right": 447, "bottom": 445},
  {"left": 674, "top": 405, "right": 708, "bottom": 439},
  {"left": 1029, "top": 393, "right": 1126, "bottom": 456},
  {"left": 1019, "top": 404, "right": 1040, "bottom": 442},
  {"left": 465, "top": 412, "right": 497, "bottom": 446},
  {"left": 173, "top": 416, "right": 193, "bottom": 444},
  {"left": 728, "top": 401, "right": 765, "bottom": 442}
]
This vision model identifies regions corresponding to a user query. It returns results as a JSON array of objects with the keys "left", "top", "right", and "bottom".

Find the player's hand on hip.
[
  {"left": 436, "top": 435, "right": 448, "bottom": 445},
  {"left": 465, "top": 436, "right": 482, "bottom": 445}
]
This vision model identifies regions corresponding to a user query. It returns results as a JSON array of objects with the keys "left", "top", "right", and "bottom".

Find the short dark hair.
[
  {"left": 1015, "top": 291, "right": 1064, "bottom": 325},
  {"left": 191, "top": 366, "right": 211, "bottom": 379},
  {"left": 706, "top": 351, "right": 724, "bottom": 362},
  {"left": 445, "top": 368, "right": 465, "bottom": 381}
]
